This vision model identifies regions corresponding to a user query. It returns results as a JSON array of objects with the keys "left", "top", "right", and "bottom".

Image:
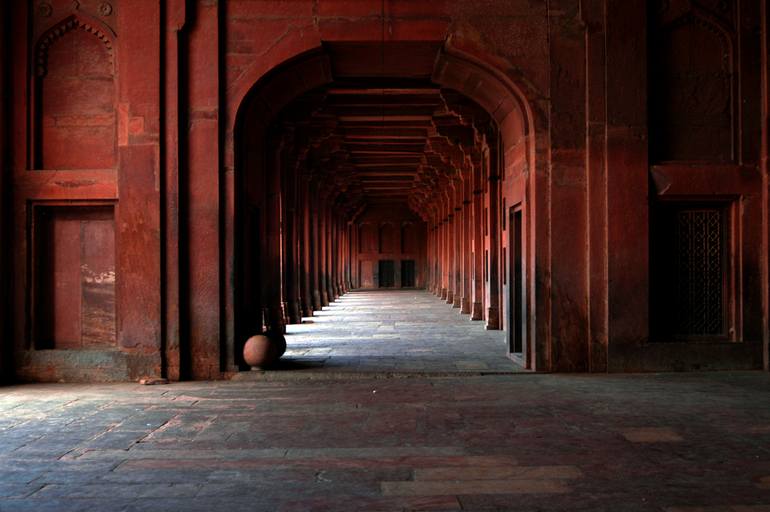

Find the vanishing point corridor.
[
  {"left": 2, "top": 1, "right": 770, "bottom": 510},
  {"left": 277, "top": 290, "right": 517, "bottom": 375}
]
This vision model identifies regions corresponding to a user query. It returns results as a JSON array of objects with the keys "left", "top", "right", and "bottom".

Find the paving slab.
[
  {"left": 265, "top": 289, "right": 521, "bottom": 376},
  {"left": 1, "top": 373, "right": 770, "bottom": 510}
]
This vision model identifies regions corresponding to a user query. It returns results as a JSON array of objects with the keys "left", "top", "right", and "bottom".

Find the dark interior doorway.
[
  {"left": 379, "top": 260, "right": 395, "bottom": 288},
  {"left": 401, "top": 260, "right": 416, "bottom": 288},
  {"left": 509, "top": 207, "right": 523, "bottom": 354}
]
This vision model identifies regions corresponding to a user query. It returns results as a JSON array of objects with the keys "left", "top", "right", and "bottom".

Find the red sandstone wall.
[
  {"left": 0, "top": 1, "right": 10, "bottom": 382},
  {"left": 352, "top": 206, "right": 427, "bottom": 290},
  {"left": 0, "top": 0, "right": 767, "bottom": 381}
]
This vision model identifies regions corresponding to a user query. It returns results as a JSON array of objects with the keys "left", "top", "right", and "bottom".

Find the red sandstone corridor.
[
  {"left": 1, "top": 0, "right": 767, "bottom": 381},
  {"left": 1, "top": 1, "right": 770, "bottom": 509}
]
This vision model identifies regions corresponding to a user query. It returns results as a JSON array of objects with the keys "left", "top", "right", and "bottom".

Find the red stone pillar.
[
  {"left": 345, "top": 220, "right": 350, "bottom": 290},
  {"left": 350, "top": 221, "right": 359, "bottom": 288},
  {"left": 440, "top": 195, "right": 449, "bottom": 300},
  {"left": 582, "top": 0, "right": 615, "bottom": 372},
  {"left": 429, "top": 213, "right": 441, "bottom": 295},
  {"left": 338, "top": 220, "right": 344, "bottom": 294},
  {"left": 346, "top": 222, "right": 352, "bottom": 291},
  {"left": 485, "top": 171, "right": 501, "bottom": 330},
  {"left": 604, "top": 0, "right": 649, "bottom": 369},
  {"left": 339, "top": 218, "right": 346, "bottom": 293},
  {"left": 319, "top": 196, "right": 329, "bottom": 307},
  {"left": 325, "top": 207, "right": 335, "bottom": 303},
  {"left": 264, "top": 136, "right": 285, "bottom": 333},
  {"left": 0, "top": 2, "right": 7, "bottom": 382},
  {"left": 440, "top": 202, "right": 446, "bottom": 298},
  {"left": 763, "top": 0, "right": 770, "bottom": 372},
  {"left": 349, "top": 223, "right": 355, "bottom": 290},
  {"left": 328, "top": 211, "right": 335, "bottom": 300},
  {"left": 431, "top": 213, "right": 438, "bottom": 295},
  {"left": 162, "top": 0, "right": 189, "bottom": 379},
  {"left": 432, "top": 206, "right": 437, "bottom": 295},
  {"left": 471, "top": 162, "right": 484, "bottom": 321},
  {"left": 461, "top": 168, "right": 472, "bottom": 314},
  {"left": 334, "top": 216, "right": 345, "bottom": 297},
  {"left": 310, "top": 182, "right": 322, "bottom": 311},
  {"left": 327, "top": 210, "right": 335, "bottom": 301},
  {"left": 428, "top": 224, "right": 435, "bottom": 293},
  {"left": 332, "top": 213, "right": 340, "bottom": 298},
  {"left": 445, "top": 187, "right": 455, "bottom": 305},
  {"left": 452, "top": 179, "right": 463, "bottom": 308},
  {"left": 439, "top": 203, "right": 446, "bottom": 298},
  {"left": 446, "top": 193, "right": 453, "bottom": 301},
  {"left": 282, "top": 157, "right": 301, "bottom": 325},
  {"left": 117, "top": 0, "right": 163, "bottom": 376},
  {"left": 300, "top": 176, "right": 313, "bottom": 317},
  {"left": 444, "top": 192, "right": 455, "bottom": 304},
  {"left": 337, "top": 216, "right": 348, "bottom": 296}
]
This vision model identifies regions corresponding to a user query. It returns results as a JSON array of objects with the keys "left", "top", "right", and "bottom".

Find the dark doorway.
[
  {"left": 401, "top": 260, "right": 416, "bottom": 288},
  {"left": 378, "top": 260, "right": 395, "bottom": 288},
  {"left": 508, "top": 207, "right": 523, "bottom": 354}
]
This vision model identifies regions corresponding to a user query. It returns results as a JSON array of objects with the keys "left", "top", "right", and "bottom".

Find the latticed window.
[
  {"left": 651, "top": 204, "right": 727, "bottom": 340},
  {"left": 674, "top": 209, "right": 724, "bottom": 336}
]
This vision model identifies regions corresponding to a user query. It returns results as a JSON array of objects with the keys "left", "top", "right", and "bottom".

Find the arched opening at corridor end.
[{"left": 233, "top": 42, "right": 537, "bottom": 374}]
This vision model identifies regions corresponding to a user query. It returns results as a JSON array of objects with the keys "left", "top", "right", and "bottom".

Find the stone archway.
[{"left": 229, "top": 41, "right": 545, "bottom": 371}]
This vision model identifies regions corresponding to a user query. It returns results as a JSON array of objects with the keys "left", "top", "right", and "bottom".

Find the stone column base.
[
  {"left": 445, "top": 290, "right": 454, "bottom": 304},
  {"left": 288, "top": 301, "right": 302, "bottom": 324},
  {"left": 471, "top": 302, "right": 483, "bottom": 320},
  {"left": 460, "top": 297, "right": 471, "bottom": 314},
  {"left": 440, "top": 288, "right": 448, "bottom": 300},
  {"left": 267, "top": 307, "right": 286, "bottom": 334},
  {"left": 302, "top": 300, "right": 314, "bottom": 318},
  {"left": 452, "top": 295, "right": 461, "bottom": 308},
  {"left": 321, "top": 289, "right": 329, "bottom": 307},
  {"left": 312, "top": 291, "right": 322, "bottom": 311},
  {"left": 485, "top": 307, "right": 500, "bottom": 330}
]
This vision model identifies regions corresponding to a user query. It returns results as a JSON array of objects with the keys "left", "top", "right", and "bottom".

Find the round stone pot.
[{"left": 243, "top": 332, "right": 286, "bottom": 369}]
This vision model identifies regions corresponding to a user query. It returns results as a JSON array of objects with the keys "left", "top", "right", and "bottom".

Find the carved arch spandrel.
[{"left": 35, "top": 14, "right": 116, "bottom": 78}]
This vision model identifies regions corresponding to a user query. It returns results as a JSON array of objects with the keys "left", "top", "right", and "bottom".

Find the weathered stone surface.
[
  {"left": 0, "top": 372, "right": 768, "bottom": 509},
  {"left": 275, "top": 289, "right": 518, "bottom": 375}
]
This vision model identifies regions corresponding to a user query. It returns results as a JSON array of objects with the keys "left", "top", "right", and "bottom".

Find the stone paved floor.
[
  {"left": 1, "top": 372, "right": 770, "bottom": 510},
  {"left": 277, "top": 289, "right": 518, "bottom": 375}
]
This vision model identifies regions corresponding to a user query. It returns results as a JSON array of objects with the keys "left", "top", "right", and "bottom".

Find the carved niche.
[
  {"left": 33, "top": 15, "right": 117, "bottom": 169},
  {"left": 649, "top": 8, "right": 734, "bottom": 162}
]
